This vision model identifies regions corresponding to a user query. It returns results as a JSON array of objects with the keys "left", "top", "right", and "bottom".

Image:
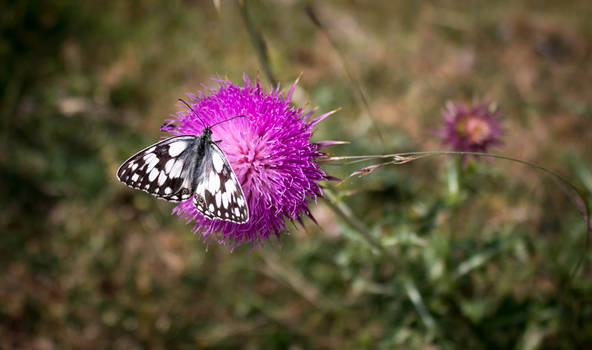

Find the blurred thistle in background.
[
  {"left": 165, "top": 75, "right": 335, "bottom": 248},
  {"left": 440, "top": 100, "right": 503, "bottom": 157}
]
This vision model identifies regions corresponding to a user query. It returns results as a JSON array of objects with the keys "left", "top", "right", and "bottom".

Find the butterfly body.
[{"left": 117, "top": 126, "right": 249, "bottom": 223}]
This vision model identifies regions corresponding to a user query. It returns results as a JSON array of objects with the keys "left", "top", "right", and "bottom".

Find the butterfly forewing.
[
  {"left": 192, "top": 143, "right": 249, "bottom": 223},
  {"left": 117, "top": 135, "right": 197, "bottom": 202}
]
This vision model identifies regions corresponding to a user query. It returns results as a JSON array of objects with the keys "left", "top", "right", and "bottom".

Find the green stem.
[
  {"left": 323, "top": 189, "right": 386, "bottom": 255},
  {"left": 324, "top": 190, "right": 442, "bottom": 333},
  {"left": 237, "top": 0, "right": 277, "bottom": 85}
]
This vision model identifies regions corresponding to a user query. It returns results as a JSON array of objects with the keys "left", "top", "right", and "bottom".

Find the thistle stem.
[{"left": 323, "top": 189, "right": 386, "bottom": 255}]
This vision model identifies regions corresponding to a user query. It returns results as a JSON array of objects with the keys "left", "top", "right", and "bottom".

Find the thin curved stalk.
[
  {"left": 331, "top": 150, "right": 591, "bottom": 277},
  {"left": 237, "top": 0, "right": 277, "bottom": 86},
  {"left": 304, "top": 3, "right": 385, "bottom": 148}
]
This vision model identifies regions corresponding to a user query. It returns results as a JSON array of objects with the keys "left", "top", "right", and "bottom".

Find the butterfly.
[{"left": 116, "top": 101, "right": 249, "bottom": 224}]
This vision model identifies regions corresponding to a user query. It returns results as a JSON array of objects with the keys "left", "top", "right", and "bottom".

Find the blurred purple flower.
[
  {"left": 440, "top": 100, "right": 502, "bottom": 157},
  {"left": 164, "top": 74, "right": 336, "bottom": 248}
]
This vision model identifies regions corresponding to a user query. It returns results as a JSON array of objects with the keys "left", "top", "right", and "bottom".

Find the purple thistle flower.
[
  {"left": 440, "top": 100, "right": 503, "bottom": 157},
  {"left": 164, "top": 74, "right": 336, "bottom": 248}
]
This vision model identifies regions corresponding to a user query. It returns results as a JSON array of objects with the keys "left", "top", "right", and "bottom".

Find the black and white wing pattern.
[
  {"left": 117, "top": 136, "right": 198, "bottom": 202},
  {"left": 192, "top": 142, "right": 249, "bottom": 223},
  {"left": 117, "top": 132, "right": 250, "bottom": 224}
]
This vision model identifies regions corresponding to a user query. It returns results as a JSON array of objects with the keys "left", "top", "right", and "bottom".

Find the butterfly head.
[{"left": 201, "top": 126, "right": 213, "bottom": 141}]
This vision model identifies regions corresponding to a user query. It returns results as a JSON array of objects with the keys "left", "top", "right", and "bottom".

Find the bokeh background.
[{"left": 2, "top": 0, "right": 591, "bottom": 349}]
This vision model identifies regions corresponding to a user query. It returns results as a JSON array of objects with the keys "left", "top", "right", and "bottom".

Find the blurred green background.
[{"left": 1, "top": 0, "right": 591, "bottom": 349}]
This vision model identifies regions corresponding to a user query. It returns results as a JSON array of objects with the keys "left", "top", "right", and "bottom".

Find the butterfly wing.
[
  {"left": 192, "top": 142, "right": 249, "bottom": 223},
  {"left": 117, "top": 135, "right": 198, "bottom": 202}
]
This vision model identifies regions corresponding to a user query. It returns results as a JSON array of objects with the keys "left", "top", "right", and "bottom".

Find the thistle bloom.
[
  {"left": 164, "top": 74, "right": 336, "bottom": 248},
  {"left": 440, "top": 100, "right": 502, "bottom": 156}
]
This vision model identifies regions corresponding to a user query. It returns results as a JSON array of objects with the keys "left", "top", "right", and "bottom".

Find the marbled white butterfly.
[{"left": 117, "top": 100, "right": 249, "bottom": 223}]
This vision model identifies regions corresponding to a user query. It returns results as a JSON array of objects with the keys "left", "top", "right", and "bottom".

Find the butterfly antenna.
[
  {"left": 178, "top": 99, "right": 207, "bottom": 129},
  {"left": 210, "top": 115, "right": 247, "bottom": 129}
]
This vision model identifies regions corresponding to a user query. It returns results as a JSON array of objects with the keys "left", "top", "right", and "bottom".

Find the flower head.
[
  {"left": 440, "top": 100, "right": 502, "bottom": 156},
  {"left": 164, "top": 74, "right": 335, "bottom": 248}
]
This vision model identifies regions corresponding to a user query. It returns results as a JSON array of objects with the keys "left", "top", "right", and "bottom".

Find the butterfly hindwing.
[
  {"left": 117, "top": 135, "right": 198, "bottom": 202},
  {"left": 192, "top": 142, "right": 249, "bottom": 223}
]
